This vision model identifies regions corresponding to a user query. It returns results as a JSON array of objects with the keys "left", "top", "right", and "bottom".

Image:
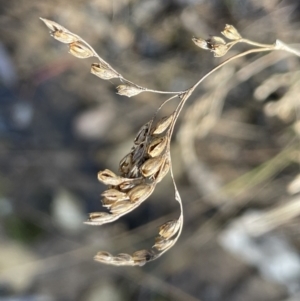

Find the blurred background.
[{"left": 1, "top": 0, "right": 300, "bottom": 300}]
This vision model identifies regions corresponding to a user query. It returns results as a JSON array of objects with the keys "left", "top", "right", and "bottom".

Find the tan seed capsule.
[
  {"left": 110, "top": 200, "right": 134, "bottom": 214},
  {"left": 91, "top": 63, "right": 119, "bottom": 80},
  {"left": 52, "top": 30, "right": 77, "bottom": 43},
  {"left": 153, "top": 236, "right": 174, "bottom": 251},
  {"left": 40, "top": 18, "right": 63, "bottom": 32},
  {"left": 140, "top": 156, "right": 164, "bottom": 177},
  {"left": 155, "top": 158, "right": 170, "bottom": 183},
  {"left": 159, "top": 219, "right": 180, "bottom": 238},
  {"left": 116, "top": 85, "right": 143, "bottom": 97},
  {"left": 84, "top": 212, "right": 115, "bottom": 225},
  {"left": 69, "top": 41, "right": 94, "bottom": 59},
  {"left": 119, "top": 153, "right": 133, "bottom": 175},
  {"left": 101, "top": 197, "right": 116, "bottom": 208},
  {"left": 192, "top": 37, "right": 210, "bottom": 50},
  {"left": 101, "top": 189, "right": 128, "bottom": 202},
  {"left": 127, "top": 184, "right": 154, "bottom": 203},
  {"left": 147, "top": 137, "right": 168, "bottom": 157},
  {"left": 152, "top": 115, "right": 173, "bottom": 134},
  {"left": 132, "top": 249, "right": 154, "bottom": 266},
  {"left": 98, "top": 169, "right": 124, "bottom": 186},
  {"left": 221, "top": 24, "right": 241, "bottom": 40},
  {"left": 113, "top": 253, "right": 134, "bottom": 266},
  {"left": 94, "top": 251, "right": 113, "bottom": 263}
]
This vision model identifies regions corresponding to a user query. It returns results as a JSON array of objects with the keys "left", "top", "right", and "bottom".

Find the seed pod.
[
  {"left": 116, "top": 85, "right": 143, "bottom": 97},
  {"left": 40, "top": 18, "right": 63, "bottom": 32},
  {"left": 221, "top": 24, "right": 241, "bottom": 40},
  {"left": 155, "top": 157, "right": 170, "bottom": 183},
  {"left": 159, "top": 219, "right": 181, "bottom": 239},
  {"left": 192, "top": 37, "right": 210, "bottom": 50},
  {"left": 153, "top": 236, "right": 174, "bottom": 251},
  {"left": 140, "top": 156, "right": 165, "bottom": 177},
  {"left": 91, "top": 63, "right": 119, "bottom": 80},
  {"left": 119, "top": 153, "right": 133, "bottom": 175},
  {"left": 152, "top": 115, "right": 173, "bottom": 135},
  {"left": 84, "top": 212, "right": 115, "bottom": 225},
  {"left": 101, "top": 197, "right": 116, "bottom": 208},
  {"left": 101, "top": 189, "right": 128, "bottom": 202},
  {"left": 110, "top": 200, "right": 134, "bottom": 214},
  {"left": 52, "top": 30, "right": 77, "bottom": 43},
  {"left": 69, "top": 41, "right": 93, "bottom": 58},
  {"left": 98, "top": 169, "right": 124, "bottom": 186},
  {"left": 94, "top": 251, "right": 113, "bottom": 263},
  {"left": 132, "top": 249, "right": 154, "bottom": 266},
  {"left": 134, "top": 122, "right": 150, "bottom": 145},
  {"left": 147, "top": 137, "right": 168, "bottom": 157},
  {"left": 113, "top": 253, "right": 134, "bottom": 265},
  {"left": 127, "top": 184, "right": 154, "bottom": 203}
]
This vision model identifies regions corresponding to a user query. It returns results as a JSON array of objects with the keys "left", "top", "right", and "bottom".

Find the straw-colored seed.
[
  {"left": 154, "top": 236, "right": 174, "bottom": 251},
  {"left": 52, "top": 30, "right": 77, "bottom": 44},
  {"left": 147, "top": 136, "right": 168, "bottom": 157},
  {"left": 94, "top": 251, "right": 113, "bottom": 263},
  {"left": 110, "top": 200, "right": 134, "bottom": 214},
  {"left": 84, "top": 212, "right": 115, "bottom": 225},
  {"left": 140, "top": 156, "right": 165, "bottom": 177},
  {"left": 116, "top": 85, "right": 143, "bottom": 97},
  {"left": 128, "top": 184, "right": 154, "bottom": 203},
  {"left": 152, "top": 115, "right": 173, "bottom": 135},
  {"left": 101, "top": 189, "right": 128, "bottom": 202},
  {"left": 91, "top": 63, "right": 119, "bottom": 80},
  {"left": 132, "top": 249, "right": 154, "bottom": 266},
  {"left": 98, "top": 169, "right": 125, "bottom": 186},
  {"left": 69, "top": 41, "right": 94, "bottom": 59},
  {"left": 155, "top": 157, "right": 170, "bottom": 183},
  {"left": 159, "top": 219, "right": 180, "bottom": 238}
]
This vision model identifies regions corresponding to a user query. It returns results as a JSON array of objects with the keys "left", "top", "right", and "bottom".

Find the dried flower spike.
[
  {"left": 69, "top": 41, "right": 94, "bottom": 59},
  {"left": 221, "top": 24, "right": 241, "bottom": 40},
  {"left": 116, "top": 84, "right": 144, "bottom": 97}
]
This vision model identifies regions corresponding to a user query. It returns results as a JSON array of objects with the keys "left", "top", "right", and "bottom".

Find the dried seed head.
[
  {"left": 101, "top": 189, "right": 129, "bottom": 202},
  {"left": 221, "top": 24, "right": 241, "bottom": 40},
  {"left": 152, "top": 115, "right": 173, "bottom": 135},
  {"left": 192, "top": 37, "right": 210, "bottom": 50},
  {"left": 140, "top": 156, "right": 165, "bottom": 177},
  {"left": 127, "top": 184, "right": 154, "bottom": 203},
  {"left": 132, "top": 249, "right": 154, "bottom": 266},
  {"left": 69, "top": 41, "right": 94, "bottom": 59},
  {"left": 98, "top": 169, "right": 124, "bottom": 186},
  {"left": 119, "top": 153, "right": 133, "bottom": 175},
  {"left": 154, "top": 236, "right": 174, "bottom": 251},
  {"left": 155, "top": 157, "right": 170, "bottom": 183},
  {"left": 147, "top": 137, "right": 168, "bottom": 157},
  {"left": 91, "top": 63, "right": 119, "bottom": 80},
  {"left": 116, "top": 85, "right": 143, "bottom": 98},
  {"left": 94, "top": 251, "right": 113, "bottom": 263},
  {"left": 134, "top": 122, "right": 150, "bottom": 145},
  {"left": 159, "top": 219, "right": 180, "bottom": 238},
  {"left": 110, "top": 200, "right": 134, "bottom": 214},
  {"left": 84, "top": 212, "right": 115, "bottom": 225}
]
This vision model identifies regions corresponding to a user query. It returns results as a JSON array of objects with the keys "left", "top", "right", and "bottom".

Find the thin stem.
[{"left": 240, "top": 38, "right": 275, "bottom": 49}]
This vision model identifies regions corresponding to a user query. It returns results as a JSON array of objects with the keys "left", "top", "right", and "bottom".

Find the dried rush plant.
[{"left": 41, "top": 18, "right": 300, "bottom": 266}]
